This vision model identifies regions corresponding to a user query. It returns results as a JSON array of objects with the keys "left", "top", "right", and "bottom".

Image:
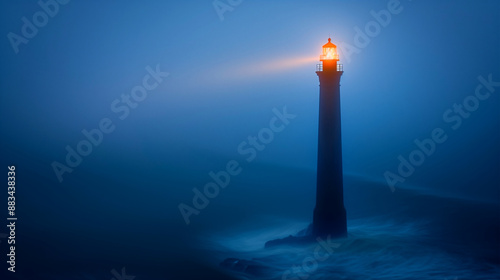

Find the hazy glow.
[
  {"left": 256, "top": 56, "right": 318, "bottom": 72},
  {"left": 198, "top": 55, "right": 318, "bottom": 87}
]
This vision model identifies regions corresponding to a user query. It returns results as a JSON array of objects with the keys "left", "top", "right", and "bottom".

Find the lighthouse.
[{"left": 312, "top": 37, "right": 347, "bottom": 238}]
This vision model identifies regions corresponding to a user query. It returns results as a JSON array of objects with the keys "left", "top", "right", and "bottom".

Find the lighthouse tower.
[{"left": 312, "top": 38, "right": 347, "bottom": 238}]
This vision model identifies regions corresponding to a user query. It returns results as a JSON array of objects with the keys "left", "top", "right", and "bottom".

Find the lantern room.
[
  {"left": 320, "top": 38, "right": 339, "bottom": 61},
  {"left": 317, "top": 37, "right": 343, "bottom": 72}
]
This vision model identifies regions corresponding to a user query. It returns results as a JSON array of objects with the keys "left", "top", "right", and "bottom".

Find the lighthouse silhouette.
[
  {"left": 264, "top": 38, "right": 347, "bottom": 247},
  {"left": 312, "top": 37, "right": 347, "bottom": 238}
]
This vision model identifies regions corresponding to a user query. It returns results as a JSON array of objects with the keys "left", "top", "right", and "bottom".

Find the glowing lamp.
[
  {"left": 317, "top": 37, "right": 342, "bottom": 72},
  {"left": 320, "top": 38, "right": 339, "bottom": 60}
]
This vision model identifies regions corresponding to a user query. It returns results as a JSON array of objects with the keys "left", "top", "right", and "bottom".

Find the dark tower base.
[{"left": 313, "top": 205, "right": 347, "bottom": 238}]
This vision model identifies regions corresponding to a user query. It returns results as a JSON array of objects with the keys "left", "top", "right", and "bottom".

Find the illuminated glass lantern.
[
  {"left": 320, "top": 38, "right": 339, "bottom": 61},
  {"left": 317, "top": 37, "right": 342, "bottom": 72}
]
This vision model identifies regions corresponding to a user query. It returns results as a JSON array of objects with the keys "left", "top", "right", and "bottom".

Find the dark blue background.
[{"left": 0, "top": 1, "right": 499, "bottom": 279}]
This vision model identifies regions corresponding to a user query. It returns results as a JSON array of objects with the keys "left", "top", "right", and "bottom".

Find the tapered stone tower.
[{"left": 312, "top": 38, "right": 347, "bottom": 238}]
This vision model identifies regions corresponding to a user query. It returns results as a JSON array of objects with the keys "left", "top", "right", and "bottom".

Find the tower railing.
[{"left": 316, "top": 63, "right": 344, "bottom": 72}]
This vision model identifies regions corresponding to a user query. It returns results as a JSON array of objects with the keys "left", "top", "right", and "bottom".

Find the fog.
[{"left": 0, "top": 1, "right": 499, "bottom": 279}]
